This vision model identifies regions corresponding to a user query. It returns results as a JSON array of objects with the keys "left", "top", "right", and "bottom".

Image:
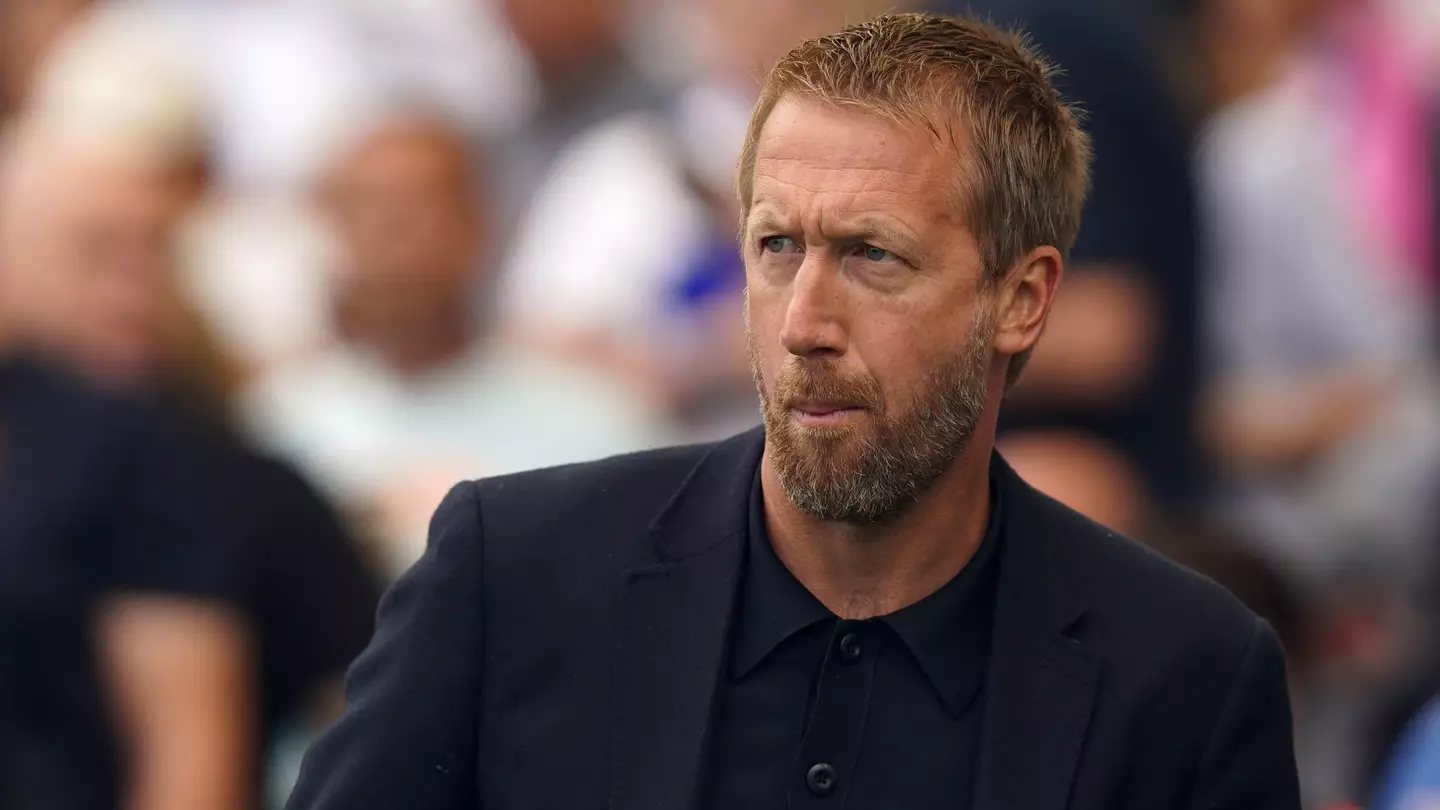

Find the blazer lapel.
[
  {"left": 610, "top": 428, "right": 764, "bottom": 810},
  {"left": 975, "top": 457, "right": 1100, "bottom": 810}
]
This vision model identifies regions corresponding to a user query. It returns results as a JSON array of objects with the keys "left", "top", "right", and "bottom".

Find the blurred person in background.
[
  {"left": 242, "top": 108, "right": 672, "bottom": 576},
  {"left": 0, "top": 0, "right": 93, "bottom": 120},
  {"left": 4, "top": 6, "right": 385, "bottom": 804},
  {"left": 1194, "top": 0, "right": 1440, "bottom": 803},
  {"left": 144, "top": 0, "right": 375, "bottom": 378},
  {"left": 489, "top": 0, "right": 672, "bottom": 227},
  {"left": 1198, "top": 0, "right": 1440, "bottom": 588},
  {"left": 995, "top": 430, "right": 1148, "bottom": 535},
  {"left": 935, "top": 0, "right": 1204, "bottom": 533},
  {"left": 499, "top": 0, "right": 877, "bottom": 438},
  {"left": 0, "top": 112, "right": 383, "bottom": 810},
  {"left": 0, "top": 134, "right": 252, "bottom": 810}
]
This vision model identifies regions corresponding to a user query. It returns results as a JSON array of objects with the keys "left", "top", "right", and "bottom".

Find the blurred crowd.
[{"left": 0, "top": 0, "right": 1437, "bottom": 807}]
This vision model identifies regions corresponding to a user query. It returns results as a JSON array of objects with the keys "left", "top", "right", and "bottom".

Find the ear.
[{"left": 992, "top": 245, "right": 1064, "bottom": 361}]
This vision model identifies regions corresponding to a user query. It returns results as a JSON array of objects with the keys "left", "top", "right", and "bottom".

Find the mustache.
[{"left": 771, "top": 360, "right": 884, "bottom": 411}]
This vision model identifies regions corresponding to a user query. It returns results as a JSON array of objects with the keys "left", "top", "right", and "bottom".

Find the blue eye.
[
  {"left": 761, "top": 236, "right": 796, "bottom": 254},
  {"left": 860, "top": 244, "right": 896, "bottom": 262}
]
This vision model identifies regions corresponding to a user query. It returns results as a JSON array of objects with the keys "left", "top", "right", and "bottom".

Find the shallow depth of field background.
[{"left": 2, "top": 0, "right": 1439, "bottom": 808}]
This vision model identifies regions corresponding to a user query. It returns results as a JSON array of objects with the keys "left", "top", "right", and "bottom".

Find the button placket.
[{"left": 787, "top": 621, "right": 881, "bottom": 807}]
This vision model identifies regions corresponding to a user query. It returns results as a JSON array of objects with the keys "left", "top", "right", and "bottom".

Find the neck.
[
  {"left": 539, "top": 44, "right": 624, "bottom": 107},
  {"left": 760, "top": 429, "right": 996, "bottom": 620},
  {"left": 337, "top": 295, "right": 477, "bottom": 377}
]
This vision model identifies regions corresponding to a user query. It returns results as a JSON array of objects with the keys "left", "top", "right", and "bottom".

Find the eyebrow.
[
  {"left": 742, "top": 207, "right": 788, "bottom": 242},
  {"left": 744, "top": 206, "right": 928, "bottom": 262},
  {"left": 826, "top": 216, "right": 928, "bottom": 263}
]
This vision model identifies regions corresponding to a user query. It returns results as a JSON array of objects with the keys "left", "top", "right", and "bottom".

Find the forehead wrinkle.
[
  {"left": 754, "top": 153, "right": 937, "bottom": 192},
  {"left": 751, "top": 168, "right": 934, "bottom": 235},
  {"left": 752, "top": 164, "right": 936, "bottom": 220},
  {"left": 751, "top": 101, "right": 970, "bottom": 225},
  {"left": 753, "top": 111, "right": 951, "bottom": 182},
  {"left": 748, "top": 119, "right": 966, "bottom": 258},
  {"left": 753, "top": 151, "right": 955, "bottom": 229}
]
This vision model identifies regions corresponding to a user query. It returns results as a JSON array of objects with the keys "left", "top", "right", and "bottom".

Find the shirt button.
[
  {"left": 806, "top": 762, "right": 837, "bottom": 796},
  {"left": 838, "top": 632, "right": 862, "bottom": 663}
]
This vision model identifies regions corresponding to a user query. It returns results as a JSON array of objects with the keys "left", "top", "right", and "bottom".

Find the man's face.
[
  {"left": 744, "top": 98, "right": 998, "bottom": 524},
  {"left": 1, "top": 151, "right": 185, "bottom": 383},
  {"left": 323, "top": 124, "right": 480, "bottom": 315},
  {"left": 498, "top": 0, "right": 623, "bottom": 80}
]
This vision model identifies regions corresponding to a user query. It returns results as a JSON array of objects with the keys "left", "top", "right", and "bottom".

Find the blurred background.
[{"left": 0, "top": 0, "right": 1437, "bottom": 807}]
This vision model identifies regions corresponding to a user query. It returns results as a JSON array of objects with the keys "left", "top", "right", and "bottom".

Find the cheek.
[
  {"left": 859, "top": 331, "right": 924, "bottom": 399},
  {"left": 743, "top": 285, "right": 788, "bottom": 366},
  {"left": 852, "top": 302, "right": 960, "bottom": 394}
]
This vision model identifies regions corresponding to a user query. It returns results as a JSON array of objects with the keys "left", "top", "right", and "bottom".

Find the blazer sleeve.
[
  {"left": 286, "top": 482, "right": 485, "bottom": 810},
  {"left": 1186, "top": 619, "right": 1303, "bottom": 810}
]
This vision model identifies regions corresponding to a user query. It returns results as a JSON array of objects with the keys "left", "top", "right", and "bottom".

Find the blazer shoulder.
[
  {"left": 1025, "top": 487, "right": 1262, "bottom": 653},
  {"left": 470, "top": 440, "right": 718, "bottom": 561},
  {"left": 477, "top": 440, "right": 715, "bottom": 513}
]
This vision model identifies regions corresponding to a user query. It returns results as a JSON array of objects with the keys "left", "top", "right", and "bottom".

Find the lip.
[{"left": 788, "top": 401, "right": 865, "bottom": 426}]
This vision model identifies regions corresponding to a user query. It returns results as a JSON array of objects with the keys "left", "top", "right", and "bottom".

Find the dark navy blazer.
[{"left": 288, "top": 427, "right": 1301, "bottom": 810}]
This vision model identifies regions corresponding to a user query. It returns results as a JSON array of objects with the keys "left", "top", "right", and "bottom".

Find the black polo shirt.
[{"left": 705, "top": 463, "right": 1002, "bottom": 809}]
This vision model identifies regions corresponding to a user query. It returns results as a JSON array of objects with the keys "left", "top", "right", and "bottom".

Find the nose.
[{"left": 779, "top": 255, "right": 847, "bottom": 359}]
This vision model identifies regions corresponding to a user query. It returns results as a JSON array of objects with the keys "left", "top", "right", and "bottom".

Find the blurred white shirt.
[
  {"left": 498, "top": 75, "right": 752, "bottom": 344},
  {"left": 499, "top": 111, "right": 710, "bottom": 345},
  {"left": 241, "top": 341, "right": 673, "bottom": 573}
]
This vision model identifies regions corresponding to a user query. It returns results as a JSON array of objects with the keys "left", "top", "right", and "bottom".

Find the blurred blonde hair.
[{"left": 26, "top": 2, "right": 205, "bottom": 170}]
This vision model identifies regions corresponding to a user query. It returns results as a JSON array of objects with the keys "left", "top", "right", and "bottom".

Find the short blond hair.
[{"left": 738, "top": 11, "right": 1091, "bottom": 285}]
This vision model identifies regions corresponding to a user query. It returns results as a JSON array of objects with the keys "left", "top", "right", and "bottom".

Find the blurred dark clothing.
[
  {"left": 0, "top": 352, "right": 245, "bottom": 810},
  {"left": 144, "top": 386, "right": 382, "bottom": 795},
  {"left": 944, "top": 0, "right": 1204, "bottom": 506},
  {"left": 165, "top": 402, "right": 381, "bottom": 751},
  {"left": 242, "top": 454, "right": 379, "bottom": 744},
  {"left": 705, "top": 461, "right": 1000, "bottom": 809},
  {"left": 0, "top": 352, "right": 381, "bottom": 809}
]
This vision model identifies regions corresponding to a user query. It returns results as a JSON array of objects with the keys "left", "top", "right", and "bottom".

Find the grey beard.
[{"left": 749, "top": 308, "right": 993, "bottom": 525}]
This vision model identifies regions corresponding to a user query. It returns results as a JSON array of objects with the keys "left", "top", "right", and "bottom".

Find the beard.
[{"left": 749, "top": 306, "right": 994, "bottom": 525}]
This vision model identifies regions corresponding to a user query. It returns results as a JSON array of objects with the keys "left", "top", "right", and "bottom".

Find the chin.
[
  {"left": 788, "top": 424, "right": 871, "bottom": 460},
  {"left": 790, "top": 421, "right": 856, "bottom": 440}
]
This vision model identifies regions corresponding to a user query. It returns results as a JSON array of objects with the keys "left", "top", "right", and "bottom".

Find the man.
[
  {"left": 2, "top": 94, "right": 383, "bottom": 801},
  {"left": 490, "top": 0, "right": 668, "bottom": 229},
  {"left": 0, "top": 130, "right": 252, "bottom": 810},
  {"left": 242, "top": 109, "right": 669, "bottom": 575},
  {"left": 288, "top": 14, "right": 1301, "bottom": 810}
]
